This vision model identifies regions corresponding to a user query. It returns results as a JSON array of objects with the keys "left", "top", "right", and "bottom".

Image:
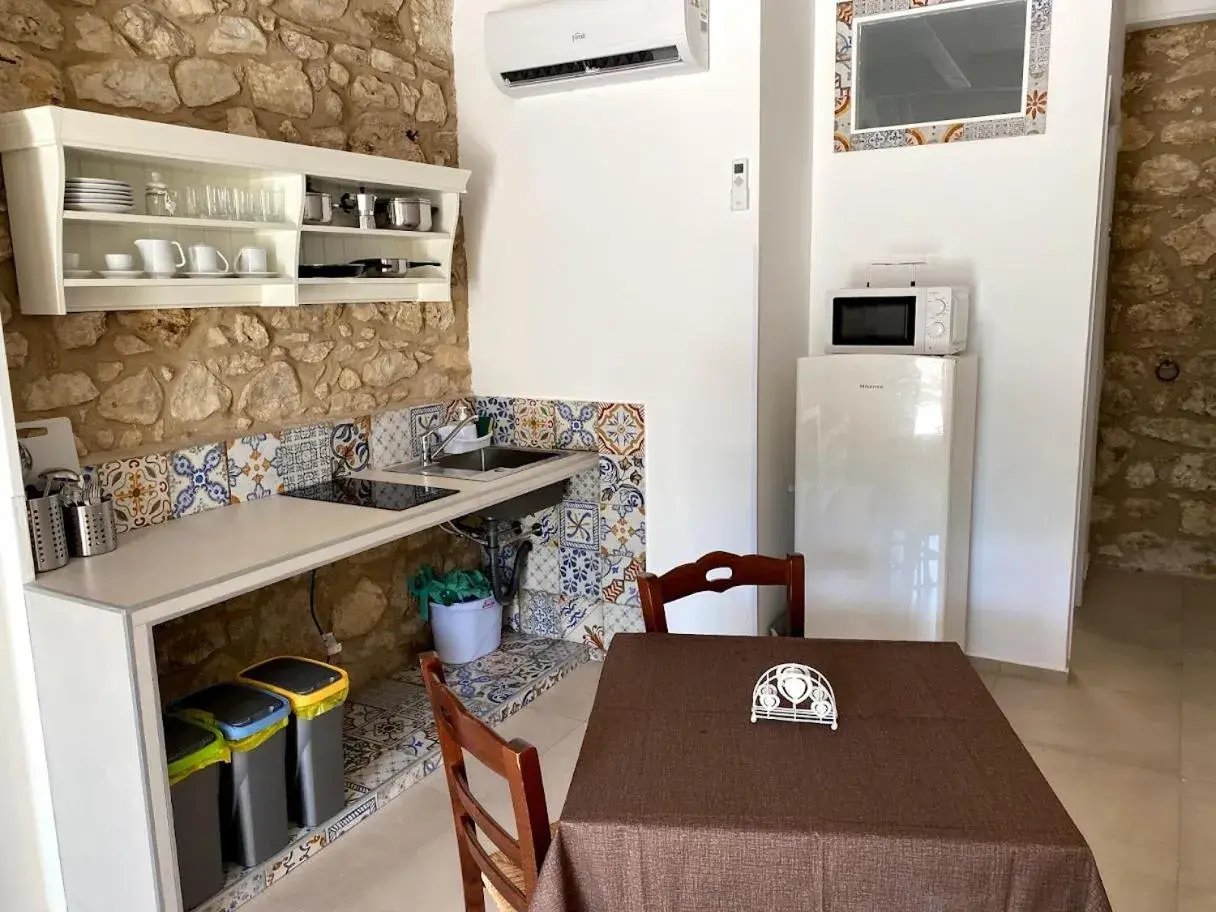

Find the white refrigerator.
[{"left": 795, "top": 354, "right": 979, "bottom": 645}]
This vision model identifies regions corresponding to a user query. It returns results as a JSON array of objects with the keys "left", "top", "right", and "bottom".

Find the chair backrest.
[
  {"left": 420, "top": 653, "right": 551, "bottom": 912},
  {"left": 639, "top": 551, "right": 805, "bottom": 637}
]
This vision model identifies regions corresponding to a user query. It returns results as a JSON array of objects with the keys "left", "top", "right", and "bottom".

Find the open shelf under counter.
[
  {"left": 63, "top": 276, "right": 297, "bottom": 311},
  {"left": 63, "top": 210, "right": 296, "bottom": 232},
  {"left": 300, "top": 223, "right": 449, "bottom": 240}
]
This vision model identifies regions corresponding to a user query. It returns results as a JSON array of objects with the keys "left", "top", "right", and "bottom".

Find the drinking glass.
[
  {"left": 206, "top": 185, "right": 229, "bottom": 220},
  {"left": 184, "top": 186, "right": 205, "bottom": 219}
]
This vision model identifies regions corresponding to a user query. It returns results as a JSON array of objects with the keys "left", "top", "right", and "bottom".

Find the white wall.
[
  {"left": 808, "top": 2, "right": 1117, "bottom": 670},
  {"left": 756, "top": 1, "right": 814, "bottom": 631},
  {"left": 1128, "top": 0, "right": 1216, "bottom": 28},
  {"left": 455, "top": 0, "right": 764, "bottom": 633}
]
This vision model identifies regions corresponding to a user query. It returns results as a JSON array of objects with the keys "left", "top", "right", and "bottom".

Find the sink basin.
[{"left": 385, "top": 445, "right": 564, "bottom": 481}]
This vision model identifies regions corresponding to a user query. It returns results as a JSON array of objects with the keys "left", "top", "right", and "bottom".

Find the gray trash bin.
[
  {"left": 164, "top": 715, "right": 227, "bottom": 910},
  {"left": 238, "top": 657, "right": 350, "bottom": 828},
  {"left": 172, "top": 683, "right": 291, "bottom": 867}
]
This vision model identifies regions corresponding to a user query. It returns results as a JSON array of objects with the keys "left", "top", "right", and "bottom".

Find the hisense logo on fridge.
[
  {"left": 859, "top": 384, "right": 885, "bottom": 390},
  {"left": 572, "top": 31, "right": 587, "bottom": 40}
]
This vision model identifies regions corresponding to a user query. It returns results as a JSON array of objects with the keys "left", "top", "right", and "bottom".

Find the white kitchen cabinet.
[{"left": 0, "top": 106, "right": 469, "bottom": 314}]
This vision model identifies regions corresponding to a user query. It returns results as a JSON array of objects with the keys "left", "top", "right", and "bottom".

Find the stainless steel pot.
[
  {"left": 381, "top": 196, "right": 434, "bottom": 231},
  {"left": 303, "top": 191, "right": 332, "bottom": 224}
]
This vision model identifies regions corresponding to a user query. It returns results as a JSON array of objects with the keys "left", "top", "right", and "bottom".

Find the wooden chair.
[
  {"left": 420, "top": 652, "right": 553, "bottom": 912},
  {"left": 639, "top": 551, "right": 806, "bottom": 638}
]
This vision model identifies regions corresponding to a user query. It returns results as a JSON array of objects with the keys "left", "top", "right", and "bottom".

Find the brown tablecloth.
[{"left": 530, "top": 634, "right": 1110, "bottom": 912}]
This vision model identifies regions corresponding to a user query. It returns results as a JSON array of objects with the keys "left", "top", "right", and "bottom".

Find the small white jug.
[{"left": 134, "top": 238, "right": 185, "bottom": 278}]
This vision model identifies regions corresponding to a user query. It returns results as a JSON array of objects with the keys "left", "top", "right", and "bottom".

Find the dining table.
[{"left": 529, "top": 633, "right": 1111, "bottom": 912}]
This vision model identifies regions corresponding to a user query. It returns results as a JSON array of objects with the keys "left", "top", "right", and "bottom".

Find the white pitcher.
[{"left": 134, "top": 238, "right": 185, "bottom": 278}]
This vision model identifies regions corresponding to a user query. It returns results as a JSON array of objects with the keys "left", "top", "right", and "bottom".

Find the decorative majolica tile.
[
  {"left": 168, "top": 443, "right": 229, "bottom": 519},
  {"left": 597, "top": 402, "right": 645, "bottom": 456},
  {"left": 276, "top": 423, "right": 332, "bottom": 491},
  {"left": 398, "top": 728, "right": 439, "bottom": 761},
  {"left": 346, "top": 747, "right": 419, "bottom": 791},
  {"left": 375, "top": 762, "right": 428, "bottom": 806},
  {"left": 372, "top": 408, "right": 411, "bottom": 468},
  {"left": 604, "top": 601, "right": 646, "bottom": 648},
  {"left": 565, "top": 467, "right": 598, "bottom": 502},
  {"left": 227, "top": 433, "right": 284, "bottom": 503},
  {"left": 265, "top": 831, "right": 327, "bottom": 887},
  {"left": 560, "top": 499, "right": 600, "bottom": 552},
  {"left": 601, "top": 495, "right": 645, "bottom": 557},
  {"left": 559, "top": 546, "right": 599, "bottom": 600},
  {"left": 353, "top": 678, "right": 429, "bottom": 713},
  {"left": 99, "top": 454, "right": 172, "bottom": 534},
  {"left": 601, "top": 454, "right": 646, "bottom": 504},
  {"left": 554, "top": 400, "right": 599, "bottom": 450},
  {"left": 558, "top": 595, "right": 597, "bottom": 640},
  {"left": 601, "top": 549, "right": 644, "bottom": 607},
  {"left": 342, "top": 737, "right": 384, "bottom": 776},
  {"left": 519, "top": 590, "right": 562, "bottom": 638},
  {"left": 446, "top": 396, "right": 475, "bottom": 422},
  {"left": 196, "top": 870, "right": 265, "bottom": 912},
  {"left": 408, "top": 403, "right": 445, "bottom": 455},
  {"left": 523, "top": 506, "right": 560, "bottom": 547},
  {"left": 522, "top": 541, "right": 560, "bottom": 593},
  {"left": 343, "top": 703, "right": 384, "bottom": 734},
  {"left": 331, "top": 417, "right": 371, "bottom": 477},
  {"left": 353, "top": 712, "right": 420, "bottom": 747},
  {"left": 476, "top": 396, "right": 516, "bottom": 445},
  {"left": 512, "top": 398, "right": 555, "bottom": 448},
  {"left": 325, "top": 795, "right": 377, "bottom": 844}
]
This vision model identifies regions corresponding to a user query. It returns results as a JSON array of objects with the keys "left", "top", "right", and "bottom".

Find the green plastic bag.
[{"left": 409, "top": 565, "right": 492, "bottom": 621}]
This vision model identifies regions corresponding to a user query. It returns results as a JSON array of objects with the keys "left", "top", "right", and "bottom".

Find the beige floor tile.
[
  {"left": 262, "top": 783, "right": 455, "bottom": 911},
  {"left": 354, "top": 831, "right": 470, "bottom": 912},
  {"left": 1080, "top": 569, "right": 1183, "bottom": 650},
  {"left": 238, "top": 894, "right": 306, "bottom": 912},
  {"left": 980, "top": 673, "right": 999, "bottom": 693},
  {"left": 539, "top": 723, "right": 587, "bottom": 817},
  {"left": 1181, "top": 779, "right": 1216, "bottom": 893},
  {"left": 1069, "top": 625, "right": 1182, "bottom": 699},
  {"left": 1096, "top": 869, "right": 1178, "bottom": 912},
  {"left": 993, "top": 675, "right": 1180, "bottom": 772},
  {"left": 1182, "top": 700, "right": 1216, "bottom": 783},
  {"left": 528, "top": 661, "right": 603, "bottom": 722},
  {"left": 495, "top": 703, "right": 586, "bottom": 753},
  {"left": 1180, "top": 887, "right": 1216, "bottom": 912},
  {"left": 1183, "top": 651, "right": 1216, "bottom": 706},
  {"left": 1027, "top": 744, "right": 1180, "bottom": 884},
  {"left": 1183, "top": 577, "right": 1216, "bottom": 653}
]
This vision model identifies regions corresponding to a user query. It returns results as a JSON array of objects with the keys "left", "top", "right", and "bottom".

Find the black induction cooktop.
[{"left": 283, "top": 478, "right": 459, "bottom": 512}]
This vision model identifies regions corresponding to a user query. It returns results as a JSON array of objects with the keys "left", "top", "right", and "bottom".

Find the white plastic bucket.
[{"left": 430, "top": 596, "right": 502, "bottom": 664}]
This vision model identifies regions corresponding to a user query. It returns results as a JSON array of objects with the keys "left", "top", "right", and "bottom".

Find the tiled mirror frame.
[{"left": 834, "top": 0, "right": 1053, "bottom": 153}]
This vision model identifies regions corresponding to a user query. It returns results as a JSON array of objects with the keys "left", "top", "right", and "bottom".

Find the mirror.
[{"left": 854, "top": 0, "right": 1029, "bottom": 132}]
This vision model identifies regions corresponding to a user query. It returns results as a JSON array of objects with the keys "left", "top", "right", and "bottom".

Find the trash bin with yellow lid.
[
  {"left": 238, "top": 657, "right": 349, "bottom": 827},
  {"left": 163, "top": 714, "right": 229, "bottom": 910},
  {"left": 171, "top": 682, "right": 291, "bottom": 867}
]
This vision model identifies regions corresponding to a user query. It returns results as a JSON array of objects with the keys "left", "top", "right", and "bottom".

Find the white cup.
[
  {"left": 63, "top": 252, "right": 81, "bottom": 270},
  {"left": 187, "top": 244, "right": 229, "bottom": 274},
  {"left": 235, "top": 246, "right": 268, "bottom": 275},
  {"left": 134, "top": 238, "right": 186, "bottom": 278},
  {"left": 104, "top": 253, "right": 133, "bottom": 271}
]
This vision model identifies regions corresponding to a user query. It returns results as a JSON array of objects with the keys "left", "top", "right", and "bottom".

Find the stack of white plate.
[{"left": 64, "top": 178, "right": 134, "bottom": 213}]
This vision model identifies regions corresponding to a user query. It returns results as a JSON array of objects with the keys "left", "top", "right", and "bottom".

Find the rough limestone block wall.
[
  {"left": 0, "top": 0, "right": 481, "bottom": 687},
  {"left": 1092, "top": 22, "right": 1216, "bottom": 576}
]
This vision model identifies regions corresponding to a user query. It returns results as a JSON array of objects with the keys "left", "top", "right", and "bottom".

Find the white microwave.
[{"left": 827, "top": 286, "right": 969, "bottom": 355}]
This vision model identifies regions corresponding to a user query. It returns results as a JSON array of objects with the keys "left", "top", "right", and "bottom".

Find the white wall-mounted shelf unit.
[{"left": 0, "top": 106, "right": 470, "bottom": 315}]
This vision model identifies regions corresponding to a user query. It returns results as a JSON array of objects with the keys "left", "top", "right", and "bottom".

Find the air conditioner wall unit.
[{"left": 485, "top": 0, "right": 709, "bottom": 98}]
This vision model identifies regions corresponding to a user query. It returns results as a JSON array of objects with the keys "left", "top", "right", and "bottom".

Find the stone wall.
[
  {"left": 1092, "top": 22, "right": 1216, "bottom": 576},
  {"left": 0, "top": 0, "right": 481, "bottom": 689},
  {"left": 0, "top": 0, "right": 469, "bottom": 462}
]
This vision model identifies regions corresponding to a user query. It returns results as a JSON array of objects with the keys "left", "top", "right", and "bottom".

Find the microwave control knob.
[
  {"left": 928, "top": 295, "right": 947, "bottom": 316},
  {"left": 927, "top": 321, "right": 947, "bottom": 339}
]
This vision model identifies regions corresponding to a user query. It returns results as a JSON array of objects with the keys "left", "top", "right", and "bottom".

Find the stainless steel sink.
[{"left": 384, "top": 445, "right": 564, "bottom": 481}]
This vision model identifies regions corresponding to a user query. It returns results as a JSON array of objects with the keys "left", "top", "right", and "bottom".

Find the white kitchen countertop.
[{"left": 26, "top": 452, "right": 597, "bottom": 627}]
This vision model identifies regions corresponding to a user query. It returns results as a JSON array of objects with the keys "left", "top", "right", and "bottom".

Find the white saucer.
[
  {"left": 234, "top": 271, "right": 278, "bottom": 278},
  {"left": 62, "top": 269, "right": 95, "bottom": 278},
  {"left": 99, "top": 269, "right": 145, "bottom": 278},
  {"left": 182, "top": 271, "right": 233, "bottom": 278},
  {"left": 66, "top": 203, "right": 135, "bottom": 213}
]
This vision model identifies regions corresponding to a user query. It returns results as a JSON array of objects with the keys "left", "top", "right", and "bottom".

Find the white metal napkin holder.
[{"left": 750, "top": 663, "right": 838, "bottom": 730}]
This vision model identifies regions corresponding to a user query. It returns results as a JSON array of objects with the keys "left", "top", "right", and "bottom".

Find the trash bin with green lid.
[
  {"left": 238, "top": 656, "right": 350, "bottom": 827},
  {"left": 164, "top": 714, "right": 229, "bottom": 910},
  {"left": 172, "top": 683, "right": 291, "bottom": 867}
]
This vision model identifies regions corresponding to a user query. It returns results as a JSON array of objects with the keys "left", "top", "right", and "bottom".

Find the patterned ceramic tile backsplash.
[
  {"left": 168, "top": 443, "right": 230, "bottom": 519},
  {"left": 494, "top": 396, "right": 648, "bottom": 655}
]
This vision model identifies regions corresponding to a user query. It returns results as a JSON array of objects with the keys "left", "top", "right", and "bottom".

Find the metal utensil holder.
[
  {"left": 26, "top": 494, "right": 68, "bottom": 573},
  {"left": 64, "top": 497, "right": 118, "bottom": 558}
]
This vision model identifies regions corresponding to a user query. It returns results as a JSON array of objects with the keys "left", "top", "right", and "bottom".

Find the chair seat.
[{"left": 483, "top": 822, "right": 560, "bottom": 912}]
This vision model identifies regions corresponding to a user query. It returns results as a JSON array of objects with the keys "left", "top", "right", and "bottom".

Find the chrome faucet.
[{"left": 419, "top": 411, "right": 479, "bottom": 466}]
